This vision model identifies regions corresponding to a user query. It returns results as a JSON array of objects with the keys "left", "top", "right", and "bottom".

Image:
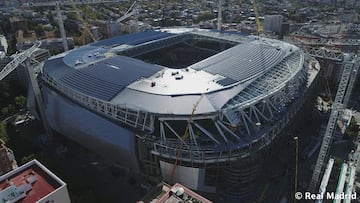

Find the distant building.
[
  {"left": 263, "top": 15, "right": 283, "bottom": 35},
  {"left": 319, "top": 0, "right": 336, "bottom": 4},
  {"left": 0, "top": 35, "right": 8, "bottom": 58},
  {"left": 17, "top": 38, "right": 74, "bottom": 52},
  {"left": 139, "top": 182, "right": 213, "bottom": 203},
  {"left": 108, "top": 21, "right": 121, "bottom": 38},
  {"left": 0, "top": 159, "right": 71, "bottom": 203},
  {"left": 340, "top": 11, "right": 359, "bottom": 23},
  {"left": 345, "top": 0, "right": 357, "bottom": 7},
  {"left": 0, "top": 140, "right": 17, "bottom": 176},
  {"left": 122, "top": 20, "right": 151, "bottom": 34},
  {"left": 9, "top": 16, "right": 28, "bottom": 32}
]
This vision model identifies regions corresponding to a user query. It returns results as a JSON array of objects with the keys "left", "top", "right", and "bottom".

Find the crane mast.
[
  {"left": 0, "top": 42, "right": 54, "bottom": 142},
  {"left": 169, "top": 95, "right": 204, "bottom": 185},
  {"left": 253, "top": 0, "right": 262, "bottom": 34}
]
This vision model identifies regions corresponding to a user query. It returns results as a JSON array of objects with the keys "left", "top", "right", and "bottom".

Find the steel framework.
[
  {"left": 0, "top": 42, "right": 41, "bottom": 81},
  {"left": 308, "top": 52, "right": 359, "bottom": 192}
]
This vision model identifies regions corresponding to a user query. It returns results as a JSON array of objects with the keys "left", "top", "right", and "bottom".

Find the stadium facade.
[{"left": 28, "top": 28, "right": 320, "bottom": 201}]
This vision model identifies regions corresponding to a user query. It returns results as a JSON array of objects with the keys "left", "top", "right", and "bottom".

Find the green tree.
[
  {"left": 1, "top": 107, "right": 9, "bottom": 116},
  {"left": 34, "top": 25, "right": 45, "bottom": 37},
  {"left": 7, "top": 104, "right": 15, "bottom": 114},
  {"left": 15, "top": 96, "right": 26, "bottom": 109},
  {"left": 344, "top": 118, "right": 359, "bottom": 139},
  {"left": 21, "top": 153, "right": 37, "bottom": 165},
  {"left": 0, "top": 121, "right": 8, "bottom": 143}
]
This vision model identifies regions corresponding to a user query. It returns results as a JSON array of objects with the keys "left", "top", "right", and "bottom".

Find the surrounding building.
[
  {"left": 0, "top": 35, "right": 8, "bottom": 59},
  {"left": 0, "top": 159, "right": 71, "bottom": 203},
  {"left": 17, "top": 38, "right": 74, "bottom": 53},
  {"left": 139, "top": 182, "right": 213, "bottom": 203},
  {"left": 0, "top": 140, "right": 17, "bottom": 176},
  {"left": 263, "top": 15, "right": 283, "bottom": 35}
]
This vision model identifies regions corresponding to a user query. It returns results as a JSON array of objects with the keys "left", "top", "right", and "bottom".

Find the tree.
[
  {"left": 15, "top": 96, "right": 26, "bottom": 109},
  {"left": 21, "top": 153, "right": 37, "bottom": 165},
  {"left": 344, "top": 117, "right": 359, "bottom": 139},
  {"left": 1, "top": 107, "right": 9, "bottom": 116},
  {"left": 0, "top": 121, "right": 8, "bottom": 143},
  {"left": 35, "top": 25, "right": 45, "bottom": 37},
  {"left": 7, "top": 104, "right": 15, "bottom": 115}
]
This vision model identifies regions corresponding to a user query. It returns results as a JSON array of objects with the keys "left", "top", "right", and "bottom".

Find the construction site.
[{"left": 0, "top": 1, "right": 359, "bottom": 203}]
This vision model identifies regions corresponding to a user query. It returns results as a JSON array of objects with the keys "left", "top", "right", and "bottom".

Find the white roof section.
[{"left": 128, "top": 68, "right": 225, "bottom": 95}]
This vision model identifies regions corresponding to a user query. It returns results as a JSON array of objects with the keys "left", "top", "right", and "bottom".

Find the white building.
[
  {"left": 0, "top": 35, "right": 8, "bottom": 59},
  {"left": 0, "top": 159, "right": 71, "bottom": 203}
]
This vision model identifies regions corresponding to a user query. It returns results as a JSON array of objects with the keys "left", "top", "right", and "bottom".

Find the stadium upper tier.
[{"left": 42, "top": 29, "right": 306, "bottom": 138}]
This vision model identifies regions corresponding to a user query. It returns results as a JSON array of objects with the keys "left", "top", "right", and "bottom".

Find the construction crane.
[
  {"left": 253, "top": 0, "right": 262, "bottom": 35},
  {"left": 217, "top": 0, "right": 222, "bottom": 31},
  {"left": 322, "top": 71, "right": 332, "bottom": 102},
  {"left": 308, "top": 54, "right": 359, "bottom": 192},
  {"left": 71, "top": 2, "right": 97, "bottom": 44},
  {"left": 0, "top": 42, "right": 54, "bottom": 142},
  {"left": 169, "top": 94, "right": 204, "bottom": 185},
  {"left": 116, "top": 0, "right": 137, "bottom": 23},
  {"left": 254, "top": 183, "right": 269, "bottom": 203}
]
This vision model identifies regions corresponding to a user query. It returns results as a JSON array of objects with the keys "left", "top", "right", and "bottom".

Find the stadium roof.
[{"left": 43, "top": 28, "right": 301, "bottom": 115}]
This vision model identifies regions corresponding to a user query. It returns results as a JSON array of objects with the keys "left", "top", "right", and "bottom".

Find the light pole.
[{"left": 294, "top": 136, "right": 298, "bottom": 203}]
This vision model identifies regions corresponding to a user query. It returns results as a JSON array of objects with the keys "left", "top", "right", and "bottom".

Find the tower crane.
[
  {"left": 217, "top": 0, "right": 222, "bottom": 31},
  {"left": 308, "top": 53, "right": 359, "bottom": 192},
  {"left": 22, "top": 0, "right": 128, "bottom": 51},
  {"left": 253, "top": 0, "right": 263, "bottom": 35},
  {"left": 114, "top": 0, "right": 138, "bottom": 34},
  {"left": 116, "top": 0, "right": 137, "bottom": 23},
  {"left": 71, "top": 2, "right": 97, "bottom": 44},
  {"left": 0, "top": 42, "right": 54, "bottom": 142},
  {"left": 169, "top": 94, "right": 204, "bottom": 185}
]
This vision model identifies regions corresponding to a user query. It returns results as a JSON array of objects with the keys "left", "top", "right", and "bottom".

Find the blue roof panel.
[
  {"left": 60, "top": 56, "right": 162, "bottom": 101},
  {"left": 90, "top": 31, "right": 174, "bottom": 47},
  {"left": 43, "top": 57, "right": 71, "bottom": 79}
]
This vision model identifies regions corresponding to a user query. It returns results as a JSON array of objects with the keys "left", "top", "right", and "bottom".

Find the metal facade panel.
[
  {"left": 112, "top": 88, "right": 216, "bottom": 114},
  {"left": 190, "top": 43, "right": 284, "bottom": 83}
]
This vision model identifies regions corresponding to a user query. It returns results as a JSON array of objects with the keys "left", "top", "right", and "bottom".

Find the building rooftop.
[
  {"left": 0, "top": 159, "right": 69, "bottom": 203},
  {"left": 140, "top": 182, "right": 213, "bottom": 203}
]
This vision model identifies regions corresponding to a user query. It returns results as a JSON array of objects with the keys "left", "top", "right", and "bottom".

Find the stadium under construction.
[{"left": 26, "top": 28, "right": 320, "bottom": 201}]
